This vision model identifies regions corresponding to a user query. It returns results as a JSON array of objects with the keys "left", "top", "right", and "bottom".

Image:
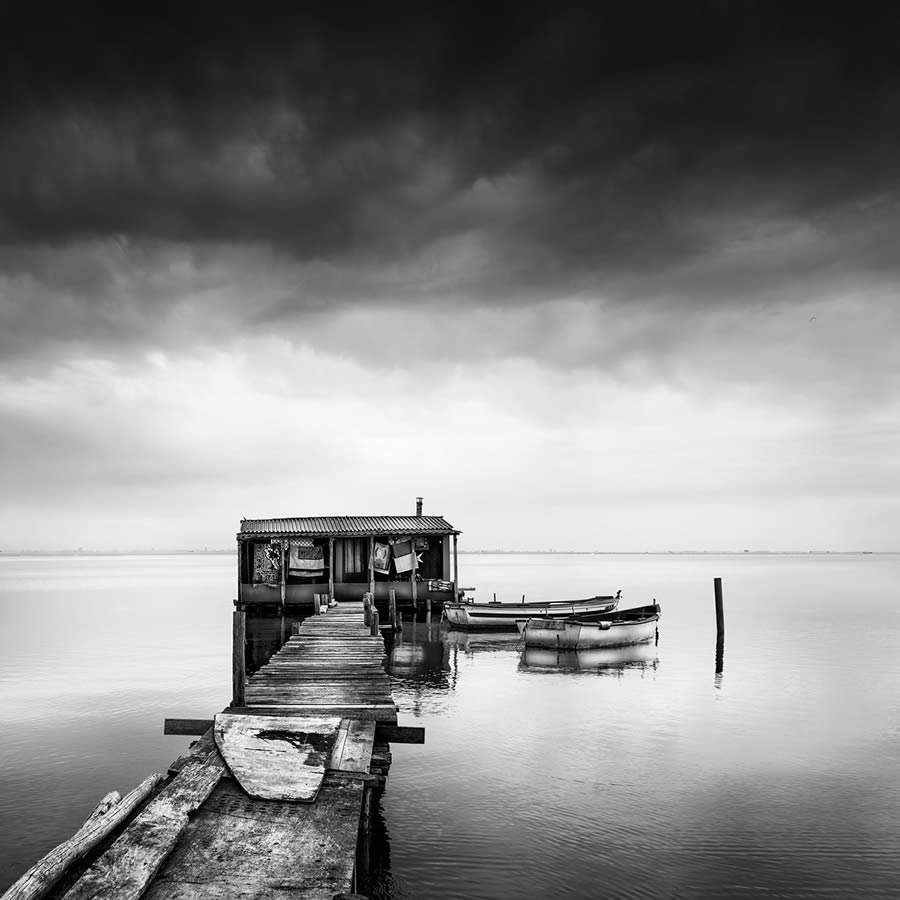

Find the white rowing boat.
[
  {"left": 517, "top": 602, "right": 661, "bottom": 649},
  {"left": 443, "top": 591, "right": 621, "bottom": 629}
]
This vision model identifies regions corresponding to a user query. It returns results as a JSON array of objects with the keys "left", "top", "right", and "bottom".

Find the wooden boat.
[
  {"left": 443, "top": 590, "right": 621, "bottom": 630},
  {"left": 517, "top": 602, "right": 661, "bottom": 650}
]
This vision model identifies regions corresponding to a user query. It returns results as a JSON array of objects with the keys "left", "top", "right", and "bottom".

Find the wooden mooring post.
[
  {"left": 714, "top": 577, "right": 725, "bottom": 677},
  {"left": 389, "top": 589, "right": 398, "bottom": 631},
  {"left": 714, "top": 577, "right": 724, "bottom": 637},
  {"left": 370, "top": 606, "right": 380, "bottom": 636},
  {"left": 232, "top": 601, "right": 246, "bottom": 707}
]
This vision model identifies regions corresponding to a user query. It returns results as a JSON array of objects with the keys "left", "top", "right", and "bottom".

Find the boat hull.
[
  {"left": 521, "top": 606, "right": 660, "bottom": 650},
  {"left": 443, "top": 594, "right": 620, "bottom": 629}
]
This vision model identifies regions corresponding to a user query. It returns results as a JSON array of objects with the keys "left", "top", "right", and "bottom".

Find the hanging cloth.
[
  {"left": 289, "top": 539, "right": 324, "bottom": 577},
  {"left": 393, "top": 538, "right": 415, "bottom": 574},
  {"left": 373, "top": 541, "right": 391, "bottom": 575},
  {"left": 253, "top": 543, "right": 280, "bottom": 585}
]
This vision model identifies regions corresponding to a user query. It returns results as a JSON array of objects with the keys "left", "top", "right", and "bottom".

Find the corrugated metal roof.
[{"left": 238, "top": 515, "right": 459, "bottom": 537}]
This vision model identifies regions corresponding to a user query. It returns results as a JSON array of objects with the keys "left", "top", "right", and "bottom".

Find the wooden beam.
[
  {"left": 164, "top": 718, "right": 214, "bottom": 736},
  {"left": 368, "top": 536, "right": 375, "bottom": 596},
  {"left": 453, "top": 533, "right": 459, "bottom": 596},
  {"left": 62, "top": 759, "right": 225, "bottom": 900},
  {"left": 328, "top": 537, "right": 335, "bottom": 601},
  {"left": 374, "top": 724, "right": 425, "bottom": 744},
  {"left": 232, "top": 606, "right": 246, "bottom": 707},
  {"left": 3, "top": 774, "right": 164, "bottom": 900},
  {"left": 279, "top": 541, "right": 286, "bottom": 611},
  {"left": 237, "top": 539, "right": 243, "bottom": 606}
]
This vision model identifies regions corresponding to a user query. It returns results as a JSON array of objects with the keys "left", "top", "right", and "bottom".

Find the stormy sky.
[{"left": 1, "top": 4, "right": 898, "bottom": 551}]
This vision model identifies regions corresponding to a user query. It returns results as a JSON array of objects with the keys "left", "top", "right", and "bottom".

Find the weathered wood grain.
[
  {"left": 214, "top": 713, "right": 342, "bottom": 802},
  {"left": 144, "top": 778, "right": 365, "bottom": 900},
  {"left": 167, "top": 728, "right": 218, "bottom": 777},
  {"left": 332, "top": 720, "right": 375, "bottom": 774},
  {"left": 2, "top": 775, "right": 164, "bottom": 900},
  {"left": 62, "top": 759, "right": 224, "bottom": 900},
  {"left": 32, "top": 598, "right": 406, "bottom": 899},
  {"left": 232, "top": 608, "right": 246, "bottom": 707},
  {"left": 329, "top": 720, "right": 350, "bottom": 770},
  {"left": 240, "top": 602, "right": 398, "bottom": 726}
]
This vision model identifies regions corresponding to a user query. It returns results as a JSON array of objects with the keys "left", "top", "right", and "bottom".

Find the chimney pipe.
[{"left": 416, "top": 496, "right": 423, "bottom": 517}]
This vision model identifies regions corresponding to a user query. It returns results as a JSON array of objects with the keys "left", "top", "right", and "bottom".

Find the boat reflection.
[
  {"left": 519, "top": 642, "right": 659, "bottom": 673},
  {"left": 443, "top": 628, "right": 523, "bottom": 653}
]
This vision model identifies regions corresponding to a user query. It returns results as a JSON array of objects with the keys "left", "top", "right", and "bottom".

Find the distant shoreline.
[{"left": 0, "top": 549, "right": 895, "bottom": 558}]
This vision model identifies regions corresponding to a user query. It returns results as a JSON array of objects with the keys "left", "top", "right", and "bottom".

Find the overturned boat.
[
  {"left": 517, "top": 602, "right": 661, "bottom": 650},
  {"left": 443, "top": 591, "right": 621, "bottom": 630}
]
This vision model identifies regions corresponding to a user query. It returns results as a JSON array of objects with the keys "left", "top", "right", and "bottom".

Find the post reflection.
[
  {"left": 715, "top": 633, "right": 725, "bottom": 688},
  {"left": 385, "top": 618, "right": 452, "bottom": 717}
]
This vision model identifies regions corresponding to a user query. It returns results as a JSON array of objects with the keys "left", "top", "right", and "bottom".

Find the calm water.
[{"left": 2, "top": 553, "right": 899, "bottom": 898}]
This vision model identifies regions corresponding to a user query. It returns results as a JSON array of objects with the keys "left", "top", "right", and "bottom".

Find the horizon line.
[{"left": 0, "top": 548, "right": 896, "bottom": 557}]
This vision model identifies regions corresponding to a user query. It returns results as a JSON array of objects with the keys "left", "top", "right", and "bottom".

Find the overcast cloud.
[{"left": 1, "top": 4, "right": 898, "bottom": 550}]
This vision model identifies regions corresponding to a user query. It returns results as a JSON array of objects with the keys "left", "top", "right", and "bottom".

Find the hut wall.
[
  {"left": 238, "top": 533, "right": 454, "bottom": 601},
  {"left": 442, "top": 537, "right": 452, "bottom": 583}
]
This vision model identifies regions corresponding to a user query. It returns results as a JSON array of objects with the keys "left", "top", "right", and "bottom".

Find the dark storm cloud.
[{"left": 2, "top": 3, "right": 900, "bottom": 362}]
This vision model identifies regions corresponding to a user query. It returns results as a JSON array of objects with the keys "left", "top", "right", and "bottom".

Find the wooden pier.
[{"left": 5, "top": 600, "right": 420, "bottom": 900}]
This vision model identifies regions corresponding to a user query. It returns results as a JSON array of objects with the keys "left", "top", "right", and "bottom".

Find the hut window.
[{"left": 343, "top": 538, "right": 364, "bottom": 574}]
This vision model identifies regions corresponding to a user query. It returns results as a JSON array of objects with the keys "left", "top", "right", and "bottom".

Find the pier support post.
[
  {"left": 232, "top": 601, "right": 246, "bottom": 707},
  {"left": 355, "top": 784, "right": 373, "bottom": 895},
  {"left": 370, "top": 607, "right": 380, "bottom": 636},
  {"left": 389, "top": 589, "right": 397, "bottom": 631},
  {"left": 363, "top": 594, "right": 372, "bottom": 627},
  {"left": 279, "top": 542, "right": 286, "bottom": 612},
  {"left": 714, "top": 577, "right": 725, "bottom": 637},
  {"left": 328, "top": 537, "right": 335, "bottom": 602}
]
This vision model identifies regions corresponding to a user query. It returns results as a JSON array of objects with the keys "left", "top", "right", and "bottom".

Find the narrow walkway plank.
[
  {"left": 2, "top": 775, "right": 164, "bottom": 900},
  {"left": 145, "top": 777, "right": 365, "bottom": 900},
  {"left": 62, "top": 758, "right": 225, "bottom": 900}
]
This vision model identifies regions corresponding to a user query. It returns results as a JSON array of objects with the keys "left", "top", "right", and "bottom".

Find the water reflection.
[
  {"left": 519, "top": 642, "right": 659, "bottom": 674},
  {"left": 443, "top": 628, "right": 522, "bottom": 653},
  {"left": 245, "top": 609, "right": 307, "bottom": 673},
  {"left": 3, "top": 553, "right": 899, "bottom": 900},
  {"left": 385, "top": 620, "right": 452, "bottom": 711}
]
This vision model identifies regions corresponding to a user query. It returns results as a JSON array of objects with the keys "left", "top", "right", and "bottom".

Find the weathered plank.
[
  {"left": 62, "top": 759, "right": 225, "bottom": 900},
  {"left": 329, "top": 720, "right": 350, "bottom": 771},
  {"left": 166, "top": 726, "right": 218, "bottom": 776},
  {"left": 239, "top": 704, "right": 398, "bottom": 723},
  {"left": 164, "top": 718, "right": 214, "bottom": 736},
  {"left": 232, "top": 608, "right": 246, "bottom": 708},
  {"left": 1, "top": 776, "right": 164, "bottom": 900},
  {"left": 374, "top": 724, "right": 426, "bottom": 744},
  {"left": 332, "top": 720, "right": 375, "bottom": 774},
  {"left": 214, "top": 713, "right": 342, "bottom": 802},
  {"left": 144, "top": 777, "right": 365, "bottom": 900}
]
